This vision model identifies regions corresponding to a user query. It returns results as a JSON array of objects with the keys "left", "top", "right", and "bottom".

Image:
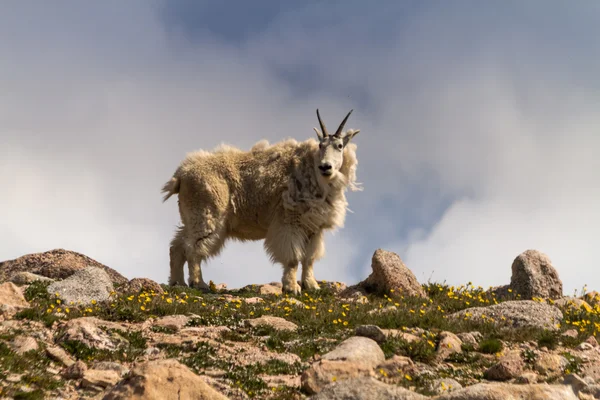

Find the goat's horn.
[
  {"left": 316, "top": 109, "right": 329, "bottom": 137},
  {"left": 334, "top": 109, "right": 353, "bottom": 137}
]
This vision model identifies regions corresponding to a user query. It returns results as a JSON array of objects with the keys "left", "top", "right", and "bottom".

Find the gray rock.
[
  {"left": 10, "top": 335, "right": 38, "bottom": 354},
  {"left": 63, "top": 360, "right": 87, "bottom": 379},
  {"left": 322, "top": 336, "right": 385, "bottom": 368},
  {"left": 510, "top": 249, "right": 563, "bottom": 300},
  {"left": 425, "top": 378, "right": 463, "bottom": 395},
  {"left": 47, "top": 266, "right": 114, "bottom": 306},
  {"left": 484, "top": 353, "right": 525, "bottom": 381},
  {"left": 301, "top": 336, "right": 386, "bottom": 395},
  {"left": 9, "top": 271, "right": 54, "bottom": 285},
  {"left": 436, "top": 382, "right": 578, "bottom": 400},
  {"left": 91, "top": 361, "right": 130, "bottom": 377},
  {"left": 81, "top": 369, "right": 120, "bottom": 389},
  {"left": 0, "top": 282, "right": 30, "bottom": 309},
  {"left": 562, "top": 373, "right": 588, "bottom": 394},
  {"left": 534, "top": 353, "right": 568, "bottom": 377},
  {"left": 56, "top": 317, "right": 128, "bottom": 351},
  {"left": 244, "top": 315, "right": 298, "bottom": 332},
  {"left": 580, "top": 384, "right": 600, "bottom": 399},
  {"left": 309, "top": 376, "right": 428, "bottom": 400},
  {"left": 450, "top": 300, "right": 562, "bottom": 331},
  {"left": 553, "top": 297, "right": 592, "bottom": 310},
  {"left": 46, "top": 345, "right": 75, "bottom": 367},
  {"left": 153, "top": 315, "right": 190, "bottom": 332},
  {"left": 144, "top": 347, "right": 161, "bottom": 357},
  {"left": 301, "top": 360, "right": 375, "bottom": 395},
  {"left": 457, "top": 332, "right": 482, "bottom": 347},
  {"left": 0, "top": 248, "right": 128, "bottom": 284},
  {"left": 102, "top": 359, "right": 229, "bottom": 400},
  {"left": 359, "top": 249, "right": 427, "bottom": 297},
  {"left": 436, "top": 331, "right": 462, "bottom": 361},
  {"left": 355, "top": 325, "right": 387, "bottom": 343},
  {"left": 515, "top": 372, "right": 539, "bottom": 384}
]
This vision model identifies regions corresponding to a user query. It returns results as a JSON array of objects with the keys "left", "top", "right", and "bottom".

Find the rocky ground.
[{"left": 0, "top": 248, "right": 599, "bottom": 399}]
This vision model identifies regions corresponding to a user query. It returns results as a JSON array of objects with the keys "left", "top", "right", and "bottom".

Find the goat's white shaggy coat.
[{"left": 162, "top": 113, "right": 361, "bottom": 293}]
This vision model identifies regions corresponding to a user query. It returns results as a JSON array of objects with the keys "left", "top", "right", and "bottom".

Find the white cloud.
[
  {"left": 0, "top": 2, "right": 364, "bottom": 289},
  {"left": 1, "top": 1, "right": 600, "bottom": 294}
]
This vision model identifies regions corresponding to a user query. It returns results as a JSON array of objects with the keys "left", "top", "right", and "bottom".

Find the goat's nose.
[{"left": 319, "top": 163, "right": 332, "bottom": 171}]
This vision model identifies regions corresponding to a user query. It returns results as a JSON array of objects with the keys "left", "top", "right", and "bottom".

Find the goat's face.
[{"left": 313, "top": 109, "right": 360, "bottom": 179}]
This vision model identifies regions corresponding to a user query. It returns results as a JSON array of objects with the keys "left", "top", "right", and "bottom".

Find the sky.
[{"left": 1, "top": 1, "right": 599, "bottom": 294}]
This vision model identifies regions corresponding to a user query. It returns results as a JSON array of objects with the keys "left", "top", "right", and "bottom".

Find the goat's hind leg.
[
  {"left": 168, "top": 226, "right": 187, "bottom": 287},
  {"left": 186, "top": 219, "right": 227, "bottom": 292}
]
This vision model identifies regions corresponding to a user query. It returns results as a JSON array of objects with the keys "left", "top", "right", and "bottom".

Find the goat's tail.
[{"left": 161, "top": 176, "right": 180, "bottom": 202}]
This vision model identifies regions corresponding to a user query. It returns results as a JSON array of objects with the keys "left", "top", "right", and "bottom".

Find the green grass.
[
  {"left": 478, "top": 338, "right": 503, "bottom": 354},
  {"left": 177, "top": 340, "right": 305, "bottom": 398},
  {"left": 0, "top": 341, "right": 64, "bottom": 398},
  {"left": 380, "top": 334, "right": 438, "bottom": 363},
  {"left": 9, "top": 278, "right": 600, "bottom": 398},
  {"left": 60, "top": 329, "right": 147, "bottom": 363},
  {"left": 562, "top": 351, "right": 584, "bottom": 375}
]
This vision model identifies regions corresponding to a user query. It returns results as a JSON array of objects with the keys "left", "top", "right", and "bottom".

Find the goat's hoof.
[
  {"left": 283, "top": 282, "right": 302, "bottom": 296},
  {"left": 189, "top": 281, "right": 210, "bottom": 292},
  {"left": 169, "top": 281, "right": 188, "bottom": 287},
  {"left": 302, "top": 279, "right": 321, "bottom": 292}
]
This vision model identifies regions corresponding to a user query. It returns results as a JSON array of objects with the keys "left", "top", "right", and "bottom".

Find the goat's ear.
[
  {"left": 343, "top": 129, "right": 360, "bottom": 146},
  {"left": 313, "top": 127, "right": 324, "bottom": 141}
]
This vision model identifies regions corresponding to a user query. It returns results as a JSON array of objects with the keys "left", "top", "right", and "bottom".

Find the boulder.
[
  {"left": 103, "top": 358, "right": 229, "bottom": 400},
  {"left": 153, "top": 315, "right": 190, "bottom": 332},
  {"left": 450, "top": 300, "right": 562, "bottom": 331},
  {"left": 259, "top": 284, "right": 283, "bottom": 295},
  {"left": 301, "top": 359, "right": 375, "bottom": 395},
  {"left": 46, "top": 345, "right": 75, "bottom": 367},
  {"left": 510, "top": 249, "right": 562, "bottom": 299},
  {"left": 10, "top": 335, "right": 38, "bottom": 354},
  {"left": 47, "top": 266, "right": 114, "bottom": 306},
  {"left": 81, "top": 369, "right": 121, "bottom": 389},
  {"left": 484, "top": 352, "right": 525, "bottom": 381},
  {"left": 436, "top": 331, "right": 462, "bottom": 361},
  {"left": 355, "top": 325, "right": 387, "bottom": 343},
  {"left": 244, "top": 315, "right": 298, "bottom": 332},
  {"left": 424, "top": 378, "right": 463, "bottom": 395},
  {"left": 0, "top": 248, "right": 127, "bottom": 284},
  {"left": 118, "top": 278, "right": 164, "bottom": 295},
  {"left": 553, "top": 297, "right": 592, "bottom": 310},
  {"left": 321, "top": 336, "right": 385, "bottom": 368},
  {"left": 0, "top": 282, "right": 29, "bottom": 309},
  {"left": 435, "top": 382, "right": 578, "bottom": 400},
  {"left": 301, "top": 336, "right": 385, "bottom": 394},
  {"left": 91, "top": 361, "right": 130, "bottom": 377},
  {"left": 0, "top": 282, "right": 30, "bottom": 317},
  {"left": 56, "top": 317, "right": 128, "bottom": 351},
  {"left": 9, "top": 271, "right": 54, "bottom": 285},
  {"left": 534, "top": 353, "right": 568, "bottom": 378},
  {"left": 515, "top": 372, "right": 539, "bottom": 384},
  {"left": 359, "top": 249, "right": 426, "bottom": 297},
  {"left": 309, "top": 376, "right": 428, "bottom": 399},
  {"left": 63, "top": 360, "right": 88, "bottom": 379}
]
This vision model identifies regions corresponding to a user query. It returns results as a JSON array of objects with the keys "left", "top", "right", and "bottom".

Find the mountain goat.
[{"left": 161, "top": 109, "right": 362, "bottom": 294}]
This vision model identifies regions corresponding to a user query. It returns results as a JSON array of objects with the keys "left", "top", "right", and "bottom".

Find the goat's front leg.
[
  {"left": 301, "top": 231, "right": 324, "bottom": 291},
  {"left": 282, "top": 262, "right": 302, "bottom": 295},
  {"left": 188, "top": 254, "right": 210, "bottom": 292}
]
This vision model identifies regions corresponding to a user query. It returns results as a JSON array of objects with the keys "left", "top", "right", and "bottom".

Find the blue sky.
[{"left": 1, "top": 1, "right": 599, "bottom": 294}]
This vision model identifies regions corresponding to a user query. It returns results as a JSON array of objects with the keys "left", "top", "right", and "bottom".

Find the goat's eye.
[{"left": 337, "top": 144, "right": 343, "bottom": 149}]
